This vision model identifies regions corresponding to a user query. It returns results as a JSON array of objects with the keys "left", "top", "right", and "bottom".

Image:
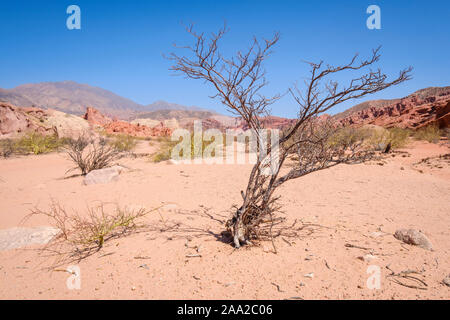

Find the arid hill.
[{"left": 337, "top": 86, "right": 450, "bottom": 129}]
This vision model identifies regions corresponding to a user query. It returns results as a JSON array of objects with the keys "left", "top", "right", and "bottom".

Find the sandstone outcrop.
[
  {"left": 0, "top": 102, "right": 89, "bottom": 137},
  {"left": 83, "top": 107, "right": 173, "bottom": 137},
  {"left": 338, "top": 90, "right": 450, "bottom": 129}
]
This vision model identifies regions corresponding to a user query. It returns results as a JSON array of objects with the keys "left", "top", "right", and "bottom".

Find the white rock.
[
  {"left": 83, "top": 166, "right": 124, "bottom": 185},
  {"left": 0, "top": 226, "right": 59, "bottom": 251},
  {"left": 304, "top": 273, "right": 314, "bottom": 279},
  {"left": 358, "top": 254, "right": 378, "bottom": 262}
]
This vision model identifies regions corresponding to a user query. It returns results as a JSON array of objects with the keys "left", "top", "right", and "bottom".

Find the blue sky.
[{"left": 0, "top": 0, "right": 449, "bottom": 117}]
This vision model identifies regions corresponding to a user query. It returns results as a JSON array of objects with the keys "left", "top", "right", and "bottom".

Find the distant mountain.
[
  {"left": 135, "top": 109, "right": 217, "bottom": 121},
  {"left": 145, "top": 100, "right": 212, "bottom": 113},
  {"left": 0, "top": 88, "right": 36, "bottom": 108},
  {"left": 0, "top": 81, "right": 218, "bottom": 120}
]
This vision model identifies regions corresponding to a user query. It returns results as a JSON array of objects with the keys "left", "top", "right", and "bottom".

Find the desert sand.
[{"left": 0, "top": 140, "right": 449, "bottom": 299}]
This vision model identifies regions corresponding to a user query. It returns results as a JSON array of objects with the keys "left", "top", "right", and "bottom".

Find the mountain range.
[
  {"left": 1, "top": 81, "right": 449, "bottom": 129},
  {"left": 0, "top": 81, "right": 215, "bottom": 120}
]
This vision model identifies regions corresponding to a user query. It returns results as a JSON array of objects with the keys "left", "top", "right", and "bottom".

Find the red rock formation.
[
  {"left": 338, "top": 92, "right": 450, "bottom": 129},
  {"left": 104, "top": 120, "right": 172, "bottom": 137},
  {"left": 83, "top": 106, "right": 112, "bottom": 126},
  {"left": 83, "top": 107, "right": 173, "bottom": 137},
  {"left": 0, "top": 102, "right": 52, "bottom": 135}
]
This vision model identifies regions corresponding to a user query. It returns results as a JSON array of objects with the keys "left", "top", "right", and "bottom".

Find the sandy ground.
[{"left": 0, "top": 140, "right": 449, "bottom": 299}]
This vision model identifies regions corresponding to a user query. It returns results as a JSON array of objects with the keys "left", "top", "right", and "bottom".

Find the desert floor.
[{"left": 0, "top": 140, "right": 449, "bottom": 299}]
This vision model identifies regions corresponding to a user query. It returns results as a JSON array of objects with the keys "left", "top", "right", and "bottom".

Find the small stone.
[
  {"left": 357, "top": 254, "right": 378, "bottom": 263},
  {"left": 304, "top": 273, "right": 314, "bottom": 279},
  {"left": 131, "top": 286, "right": 136, "bottom": 291},
  {"left": 394, "top": 229, "right": 433, "bottom": 251},
  {"left": 370, "top": 231, "right": 384, "bottom": 238},
  {"left": 443, "top": 275, "right": 450, "bottom": 287}
]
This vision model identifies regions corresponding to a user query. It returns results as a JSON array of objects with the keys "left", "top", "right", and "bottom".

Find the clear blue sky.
[{"left": 0, "top": 0, "right": 449, "bottom": 117}]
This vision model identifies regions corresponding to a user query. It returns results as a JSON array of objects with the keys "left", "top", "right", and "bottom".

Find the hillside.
[
  {"left": 334, "top": 86, "right": 450, "bottom": 120},
  {"left": 337, "top": 86, "right": 450, "bottom": 129}
]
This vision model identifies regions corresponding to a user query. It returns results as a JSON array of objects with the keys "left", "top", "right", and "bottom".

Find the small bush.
[
  {"left": 327, "top": 126, "right": 411, "bottom": 152},
  {"left": 367, "top": 127, "right": 411, "bottom": 150},
  {"left": 65, "top": 135, "right": 122, "bottom": 175},
  {"left": 15, "top": 132, "right": 66, "bottom": 155},
  {"left": 151, "top": 137, "right": 178, "bottom": 162},
  {"left": 444, "top": 128, "right": 450, "bottom": 141},
  {"left": 0, "top": 139, "right": 16, "bottom": 158},
  {"left": 414, "top": 125, "right": 442, "bottom": 143},
  {"left": 327, "top": 127, "right": 372, "bottom": 148},
  {"left": 26, "top": 202, "right": 158, "bottom": 261},
  {"left": 109, "top": 134, "right": 137, "bottom": 152}
]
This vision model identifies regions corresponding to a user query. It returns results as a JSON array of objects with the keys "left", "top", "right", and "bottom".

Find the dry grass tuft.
[
  {"left": 24, "top": 201, "right": 158, "bottom": 265},
  {"left": 414, "top": 125, "right": 442, "bottom": 143}
]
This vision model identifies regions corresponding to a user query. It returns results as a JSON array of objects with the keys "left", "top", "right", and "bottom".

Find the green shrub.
[
  {"left": 151, "top": 133, "right": 224, "bottom": 162},
  {"left": 109, "top": 134, "right": 137, "bottom": 152},
  {"left": 15, "top": 132, "right": 66, "bottom": 155},
  {"left": 151, "top": 137, "right": 178, "bottom": 162},
  {"left": 327, "top": 127, "right": 372, "bottom": 148},
  {"left": 414, "top": 125, "right": 442, "bottom": 143},
  {"left": 327, "top": 126, "right": 411, "bottom": 152},
  {"left": 367, "top": 127, "right": 411, "bottom": 150}
]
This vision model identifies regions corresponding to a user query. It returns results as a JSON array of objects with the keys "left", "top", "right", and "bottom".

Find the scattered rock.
[
  {"left": 83, "top": 166, "right": 125, "bottom": 185},
  {"left": 357, "top": 254, "right": 378, "bottom": 263},
  {"left": 394, "top": 229, "right": 433, "bottom": 251},
  {"left": 443, "top": 275, "right": 450, "bottom": 287},
  {"left": 0, "top": 226, "right": 59, "bottom": 251},
  {"left": 304, "top": 273, "right": 314, "bottom": 279}
]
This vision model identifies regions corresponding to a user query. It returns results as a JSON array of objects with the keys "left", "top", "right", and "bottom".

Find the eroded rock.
[{"left": 394, "top": 228, "right": 433, "bottom": 251}]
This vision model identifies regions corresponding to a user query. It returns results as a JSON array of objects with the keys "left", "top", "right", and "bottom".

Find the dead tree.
[{"left": 169, "top": 25, "right": 412, "bottom": 248}]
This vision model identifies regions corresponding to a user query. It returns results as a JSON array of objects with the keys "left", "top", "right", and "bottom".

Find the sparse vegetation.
[
  {"left": 65, "top": 134, "right": 122, "bottom": 175},
  {"left": 0, "top": 139, "right": 16, "bottom": 158},
  {"left": 108, "top": 134, "right": 138, "bottom": 152},
  {"left": 326, "top": 126, "right": 411, "bottom": 152},
  {"left": 25, "top": 201, "right": 157, "bottom": 263},
  {"left": 16, "top": 132, "right": 66, "bottom": 155},
  {"left": 414, "top": 125, "right": 442, "bottom": 143},
  {"left": 367, "top": 127, "right": 411, "bottom": 150},
  {"left": 170, "top": 24, "right": 412, "bottom": 248},
  {"left": 151, "top": 136, "right": 179, "bottom": 162},
  {"left": 0, "top": 133, "right": 67, "bottom": 157}
]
